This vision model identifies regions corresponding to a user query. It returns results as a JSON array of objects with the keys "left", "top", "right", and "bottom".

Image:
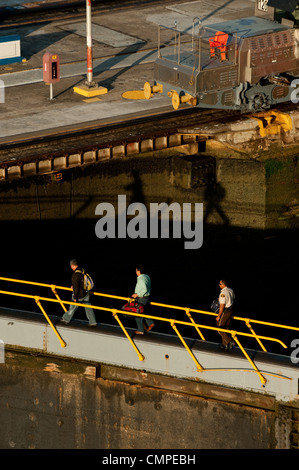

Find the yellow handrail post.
[
  {"left": 185, "top": 308, "right": 205, "bottom": 340},
  {"left": 245, "top": 319, "right": 267, "bottom": 352},
  {"left": 171, "top": 321, "right": 204, "bottom": 372},
  {"left": 34, "top": 296, "right": 66, "bottom": 348},
  {"left": 231, "top": 332, "right": 267, "bottom": 386},
  {"left": 112, "top": 309, "right": 144, "bottom": 362},
  {"left": 51, "top": 285, "right": 67, "bottom": 313}
]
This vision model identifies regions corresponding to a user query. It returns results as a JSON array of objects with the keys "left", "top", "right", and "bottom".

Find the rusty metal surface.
[{"left": 241, "top": 29, "right": 299, "bottom": 85}]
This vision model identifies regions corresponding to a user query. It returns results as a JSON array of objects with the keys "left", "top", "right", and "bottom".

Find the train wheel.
[{"left": 250, "top": 93, "right": 270, "bottom": 112}]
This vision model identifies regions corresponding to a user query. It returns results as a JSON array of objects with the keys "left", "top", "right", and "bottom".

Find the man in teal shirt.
[{"left": 132, "top": 264, "right": 154, "bottom": 334}]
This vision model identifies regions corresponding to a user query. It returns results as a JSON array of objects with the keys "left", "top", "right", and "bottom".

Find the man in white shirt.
[{"left": 216, "top": 279, "right": 235, "bottom": 350}]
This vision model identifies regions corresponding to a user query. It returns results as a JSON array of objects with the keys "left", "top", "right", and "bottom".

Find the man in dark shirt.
[{"left": 61, "top": 259, "right": 97, "bottom": 326}]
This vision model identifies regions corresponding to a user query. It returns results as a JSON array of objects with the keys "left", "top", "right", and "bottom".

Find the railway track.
[
  {"left": 0, "top": 98, "right": 297, "bottom": 162},
  {"left": 0, "top": 98, "right": 298, "bottom": 181},
  {"left": 0, "top": 0, "right": 181, "bottom": 29},
  {"left": 0, "top": 106, "right": 239, "bottom": 165},
  {"left": 0, "top": 0, "right": 298, "bottom": 175}
]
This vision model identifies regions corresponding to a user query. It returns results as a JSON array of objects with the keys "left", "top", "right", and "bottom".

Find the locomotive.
[{"left": 144, "top": 0, "right": 299, "bottom": 112}]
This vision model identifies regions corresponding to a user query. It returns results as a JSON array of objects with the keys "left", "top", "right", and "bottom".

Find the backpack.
[{"left": 77, "top": 268, "right": 94, "bottom": 292}]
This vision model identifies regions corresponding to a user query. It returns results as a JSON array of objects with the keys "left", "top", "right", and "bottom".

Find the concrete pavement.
[{"left": 0, "top": 0, "right": 256, "bottom": 140}]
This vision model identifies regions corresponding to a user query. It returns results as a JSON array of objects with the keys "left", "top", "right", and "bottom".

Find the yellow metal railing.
[{"left": 0, "top": 276, "right": 298, "bottom": 386}]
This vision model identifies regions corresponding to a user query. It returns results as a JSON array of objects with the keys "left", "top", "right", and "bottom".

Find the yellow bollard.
[{"left": 143, "top": 81, "right": 163, "bottom": 99}]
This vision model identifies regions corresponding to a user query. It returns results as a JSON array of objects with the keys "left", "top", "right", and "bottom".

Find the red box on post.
[{"left": 43, "top": 53, "right": 60, "bottom": 83}]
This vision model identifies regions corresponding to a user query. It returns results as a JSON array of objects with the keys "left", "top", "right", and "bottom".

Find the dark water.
[{"left": 0, "top": 217, "right": 297, "bottom": 355}]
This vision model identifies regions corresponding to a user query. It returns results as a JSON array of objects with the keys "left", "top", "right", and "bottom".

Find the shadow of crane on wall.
[{"left": 203, "top": 180, "right": 229, "bottom": 225}]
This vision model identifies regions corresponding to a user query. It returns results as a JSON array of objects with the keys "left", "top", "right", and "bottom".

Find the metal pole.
[
  {"left": 35, "top": 297, "right": 66, "bottom": 348},
  {"left": 73, "top": 0, "right": 107, "bottom": 96},
  {"left": 86, "top": 0, "right": 93, "bottom": 86},
  {"left": 50, "top": 83, "right": 53, "bottom": 100}
]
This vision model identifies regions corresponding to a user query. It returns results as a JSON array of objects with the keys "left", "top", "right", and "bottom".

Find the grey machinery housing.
[{"left": 150, "top": 4, "right": 299, "bottom": 111}]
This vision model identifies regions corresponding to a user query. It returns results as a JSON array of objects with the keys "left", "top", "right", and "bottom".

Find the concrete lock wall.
[
  {"left": 216, "top": 156, "right": 298, "bottom": 229},
  {"left": 0, "top": 151, "right": 297, "bottom": 450},
  {"left": 0, "top": 152, "right": 297, "bottom": 229},
  {"left": 0, "top": 351, "right": 292, "bottom": 449},
  {"left": 0, "top": 156, "right": 212, "bottom": 222}
]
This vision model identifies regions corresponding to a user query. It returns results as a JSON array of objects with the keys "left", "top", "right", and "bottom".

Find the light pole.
[
  {"left": 86, "top": 0, "right": 93, "bottom": 86},
  {"left": 73, "top": 0, "right": 108, "bottom": 97}
]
